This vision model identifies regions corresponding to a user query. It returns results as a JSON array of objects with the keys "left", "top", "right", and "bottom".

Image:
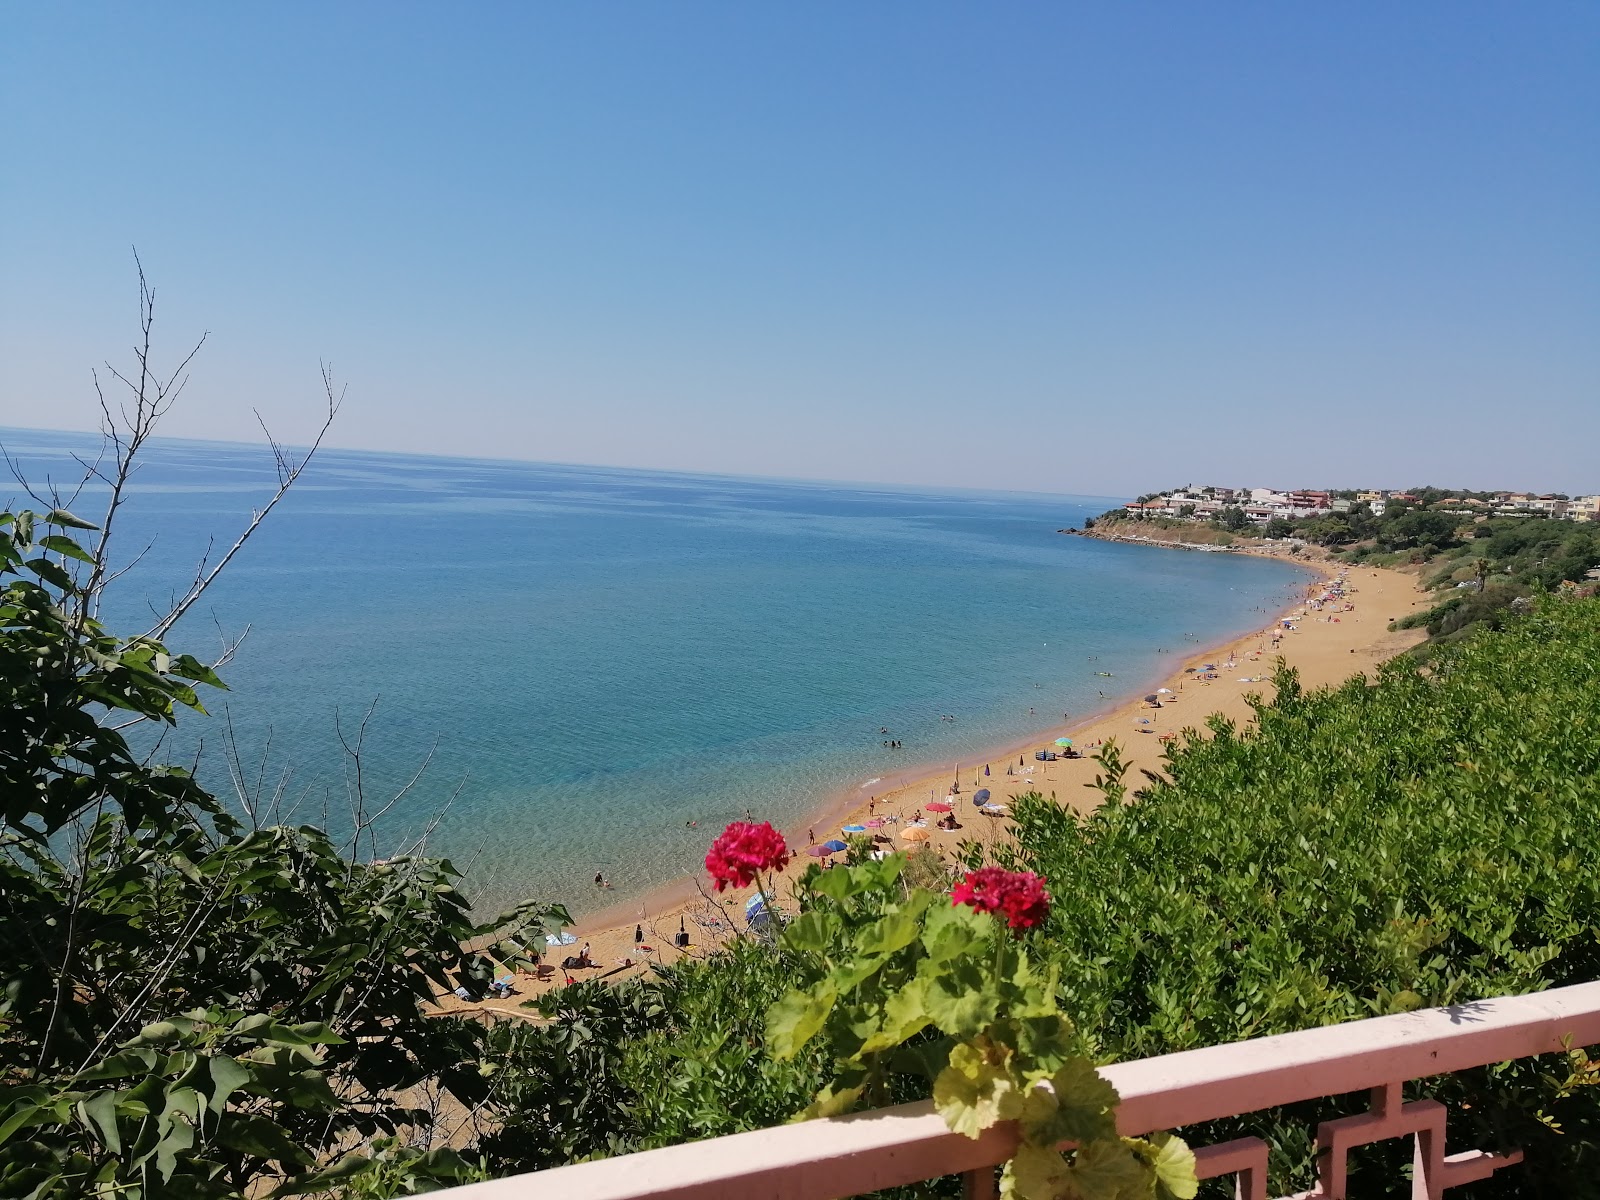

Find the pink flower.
[
  {"left": 951, "top": 867, "right": 1050, "bottom": 932},
  {"left": 705, "top": 821, "right": 790, "bottom": 892}
]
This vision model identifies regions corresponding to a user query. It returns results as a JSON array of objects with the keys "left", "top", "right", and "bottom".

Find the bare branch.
[{"left": 142, "top": 365, "right": 341, "bottom": 641}]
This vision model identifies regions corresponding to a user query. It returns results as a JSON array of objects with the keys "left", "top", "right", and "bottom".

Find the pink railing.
[{"left": 445, "top": 982, "right": 1600, "bottom": 1200}]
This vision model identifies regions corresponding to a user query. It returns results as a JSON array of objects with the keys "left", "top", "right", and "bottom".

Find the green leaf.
[
  {"left": 207, "top": 1054, "right": 251, "bottom": 1113},
  {"left": 793, "top": 1082, "right": 865, "bottom": 1122},
  {"left": 1002, "top": 1143, "right": 1070, "bottom": 1200},
  {"left": 270, "top": 1152, "right": 374, "bottom": 1195},
  {"left": 857, "top": 976, "right": 934, "bottom": 1053},
  {"left": 26, "top": 556, "right": 75, "bottom": 592},
  {"left": 39, "top": 534, "right": 95, "bottom": 563},
  {"left": 45, "top": 507, "right": 99, "bottom": 530},
  {"left": 854, "top": 907, "right": 923, "bottom": 958},
  {"left": 1013, "top": 1013, "right": 1076, "bottom": 1077},
  {"left": 77, "top": 1090, "right": 122, "bottom": 1155},
  {"left": 932, "top": 1037, "right": 1020, "bottom": 1139},
  {"left": 230, "top": 1014, "right": 345, "bottom": 1048},
  {"left": 922, "top": 899, "right": 989, "bottom": 964},
  {"left": 216, "top": 1112, "right": 311, "bottom": 1166},
  {"left": 1066, "top": 1138, "right": 1154, "bottom": 1200},
  {"left": 812, "top": 866, "right": 859, "bottom": 902},
  {"left": 766, "top": 979, "right": 837, "bottom": 1060},
  {"left": 1130, "top": 1132, "right": 1199, "bottom": 1200},
  {"left": 1020, "top": 1059, "right": 1120, "bottom": 1146},
  {"left": 171, "top": 654, "right": 229, "bottom": 690},
  {"left": 921, "top": 958, "right": 999, "bottom": 1039},
  {"left": 781, "top": 910, "right": 835, "bottom": 953}
]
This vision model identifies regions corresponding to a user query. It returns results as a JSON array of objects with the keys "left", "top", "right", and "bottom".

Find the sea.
[{"left": 2, "top": 428, "right": 1314, "bottom": 915}]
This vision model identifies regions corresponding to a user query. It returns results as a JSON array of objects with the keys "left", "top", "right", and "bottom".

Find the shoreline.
[
  {"left": 575, "top": 542, "right": 1326, "bottom": 936},
  {"left": 441, "top": 551, "right": 1431, "bottom": 1016}
]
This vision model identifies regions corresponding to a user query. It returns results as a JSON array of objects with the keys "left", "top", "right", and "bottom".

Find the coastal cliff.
[{"left": 1060, "top": 523, "right": 1325, "bottom": 565}]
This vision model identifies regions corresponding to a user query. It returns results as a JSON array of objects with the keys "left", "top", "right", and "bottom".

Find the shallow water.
[{"left": 2, "top": 429, "right": 1313, "bottom": 914}]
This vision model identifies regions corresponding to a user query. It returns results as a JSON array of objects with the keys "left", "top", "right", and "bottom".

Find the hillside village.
[{"left": 1121, "top": 486, "right": 1600, "bottom": 524}]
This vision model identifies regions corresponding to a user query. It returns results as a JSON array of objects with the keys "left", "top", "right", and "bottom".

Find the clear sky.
[{"left": 2, "top": 4, "right": 1595, "bottom": 496}]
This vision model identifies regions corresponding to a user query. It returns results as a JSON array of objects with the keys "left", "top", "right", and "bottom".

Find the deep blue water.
[{"left": 2, "top": 429, "right": 1313, "bottom": 913}]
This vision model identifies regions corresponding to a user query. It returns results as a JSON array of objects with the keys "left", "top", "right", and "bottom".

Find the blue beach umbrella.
[
  {"left": 746, "top": 891, "right": 775, "bottom": 931},
  {"left": 973, "top": 788, "right": 991, "bottom": 806},
  {"left": 841, "top": 824, "right": 867, "bottom": 834},
  {"left": 822, "top": 839, "right": 848, "bottom": 853}
]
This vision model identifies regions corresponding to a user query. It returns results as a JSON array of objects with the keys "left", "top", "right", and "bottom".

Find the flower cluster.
[
  {"left": 705, "top": 820, "right": 791, "bottom": 892},
  {"left": 951, "top": 867, "right": 1050, "bottom": 932}
]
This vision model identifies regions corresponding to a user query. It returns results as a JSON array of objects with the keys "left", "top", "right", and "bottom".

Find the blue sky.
[{"left": 2, "top": 4, "right": 1595, "bottom": 495}]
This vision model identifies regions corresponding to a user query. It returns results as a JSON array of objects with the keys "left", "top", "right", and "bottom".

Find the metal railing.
[{"left": 442, "top": 981, "right": 1600, "bottom": 1200}]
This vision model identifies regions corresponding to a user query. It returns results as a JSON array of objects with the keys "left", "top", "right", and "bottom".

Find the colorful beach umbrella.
[
  {"left": 822, "top": 839, "right": 848, "bottom": 852},
  {"left": 973, "top": 788, "right": 991, "bottom": 803},
  {"left": 841, "top": 824, "right": 867, "bottom": 834},
  {"left": 900, "top": 827, "right": 930, "bottom": 842},
  {"left": 926, "top": 801, "right": 952, "bottom": 813},
  {"left": 1054, "top": 737, "right": 1073, "bottom": 747},
  {"left": 805, "top": 845, "right": 831, "bottom": 857}
]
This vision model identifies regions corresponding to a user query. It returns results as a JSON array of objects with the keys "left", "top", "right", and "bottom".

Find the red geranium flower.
[
  {"left": 951, "top": 867, "right": 1050, "bottom": 932},
  {"left": 705, "top": 821, "right": 790, "bottom": 892}
]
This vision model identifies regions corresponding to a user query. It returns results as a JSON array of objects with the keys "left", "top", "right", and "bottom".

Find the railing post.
[{"left": 962, "top": 1165, "right": 998, "bottom": 1200}]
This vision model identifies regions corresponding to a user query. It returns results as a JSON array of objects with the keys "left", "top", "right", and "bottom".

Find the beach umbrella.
[
  {"left": 746, "top": 891, "right": 775, "bottom": 931},
  {"left": 841, "top": 824, "right": 867, "bottom": 834},
  {"left": 822, "top": 839, "right": 848, "bottom": 853},
  {"left": 974, "top": 788, "right": 992, "bottom": 803},
  {"left": 1157, "top": 688, "right": 1174, "bottom": 694},
  {"left": 984, "top": 764, "right": 991, "bottom": 776},
  {"left": 900, "top": 827, "right": 930, "bottom": 842},
  {"left": 926, "top": 801, "right": 952, "bottom": 813},
  {"left": 1144, "top": 694, "right": 1160, "bottom": 703},
  {"left": 1054, "top": 737, "right": 1073, "bottom": 747},
  {"left": 805, "top": 845, "right": 831, "bottom": 857}
]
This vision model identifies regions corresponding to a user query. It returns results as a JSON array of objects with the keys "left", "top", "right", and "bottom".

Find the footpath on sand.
[{"left": 435, "top": 559, "right": 1431, "bottom": 1021}]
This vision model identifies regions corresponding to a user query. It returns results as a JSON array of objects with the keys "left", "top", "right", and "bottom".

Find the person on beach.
[
  {"left": 635, "top": 924, "right": 644, "bottom": 944},
  {"left": 594, "top": 872, "right": 606, "bottom": 888}
]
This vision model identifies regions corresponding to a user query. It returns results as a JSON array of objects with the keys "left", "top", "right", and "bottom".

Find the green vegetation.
[
  {"left": 7, "top": 442, "right": 1598, "bottom": 1198},
  {"left": 1092, "top": 490, "right": 1600, "bottom": 648},
  {"left": 0, "top": 297, "right": 569, "bottom": 1199},
  {"left": 4, "top": 299, "right": 1595, "bottom": 1195},
  {"left": 481, "top": 596, "right": 1600, "bottom": 1197}
]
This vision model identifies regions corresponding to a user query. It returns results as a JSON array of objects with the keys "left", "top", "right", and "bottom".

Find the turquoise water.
[{"left": 2, "top": 429, "right": 1313, "bottom": 914}]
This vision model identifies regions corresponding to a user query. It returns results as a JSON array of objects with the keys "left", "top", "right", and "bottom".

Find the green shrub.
[{"left": 993, "top": 595, "right": 1600, "bottom": 1195}]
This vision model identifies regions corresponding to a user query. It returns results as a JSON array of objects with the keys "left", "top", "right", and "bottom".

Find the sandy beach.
[{"left": 441, "top": 554, "right": 1431, "bottom": 1020}]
